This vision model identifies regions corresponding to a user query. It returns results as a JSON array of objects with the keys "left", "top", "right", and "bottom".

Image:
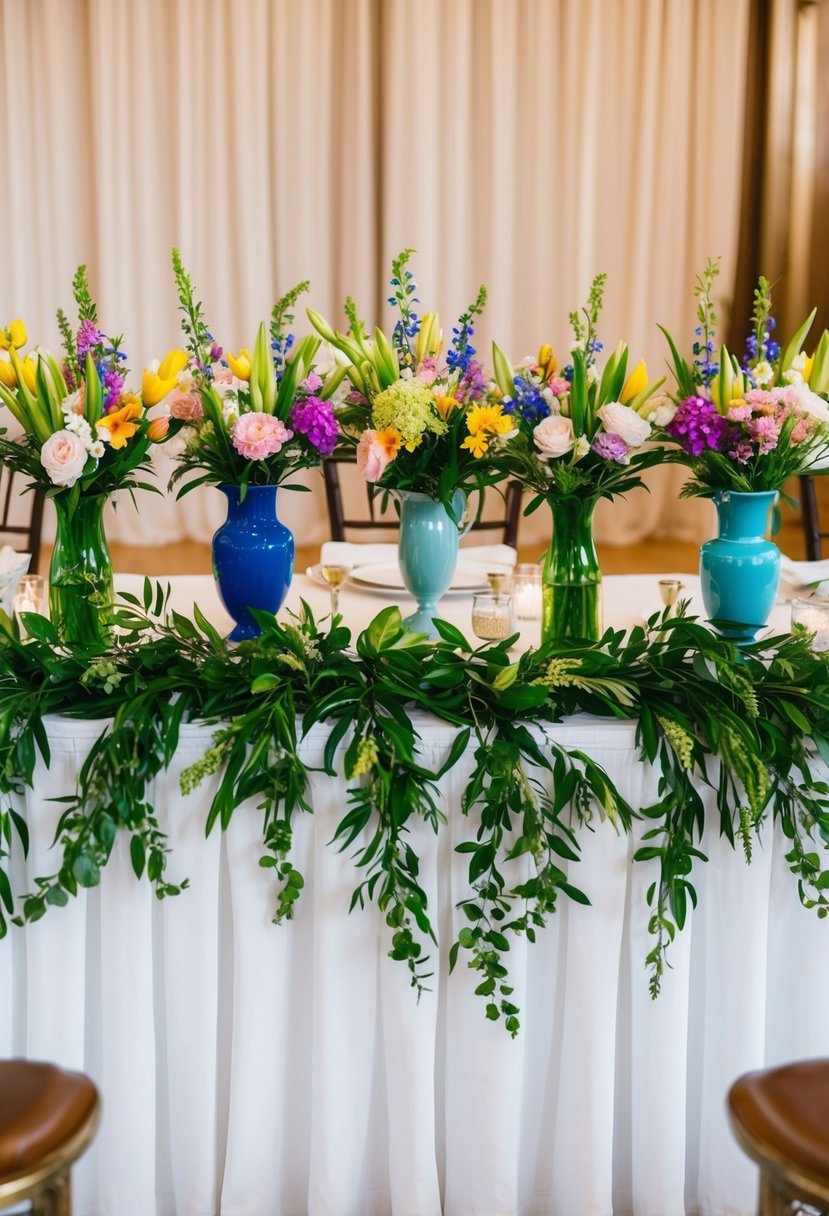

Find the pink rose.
[
  {"left": 40, "top": 429, "right": 88, "bottom": 487},
  {"left": 231, "top": 412, "right": 293, "bottom": 460},
  {"left": 213, "top": 366, "right": 234, "bottom": 385},
  {"left": 356, "top": 429, "right": 393, "bottom": 481},
  {"left": 549, "top": 376, "right": 570, "bottom": 398},
  {"left": 532, "top": 414, "right": 575, "bottom": 459},
  {"left": 168, "top": 389, "right": 204, "bottom": 421}
]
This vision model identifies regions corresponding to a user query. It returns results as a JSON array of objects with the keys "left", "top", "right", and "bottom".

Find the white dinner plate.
[
  {"left": 305, "top": 562, "right": 490, "bottom": 596},
  {"left": 349, "top": 561, "right": 490, "bottom": 595}
]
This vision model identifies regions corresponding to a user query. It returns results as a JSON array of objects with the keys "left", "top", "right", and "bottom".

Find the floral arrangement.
[
  {"left": 491, "top": 274, "right": 668, "bottom": 503},
  {"left": 0, "top": 267, "right": 164, "bottom": 505},
  {"left": 157, "top": 250, "right": 344, "bottom": 497},
  {"left": 308, "top": 249, "right": 514, "bottom": 514},
  {"left": 658, "top": 259, "right": 829, "bottom": 494}
]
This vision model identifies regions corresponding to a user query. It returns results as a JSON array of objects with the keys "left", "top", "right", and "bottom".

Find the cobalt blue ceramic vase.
[
  {"left": 212, "top": 484, "right": 294, "bottom": 642},
  {"left": 699, "top": 489, "right": 780, "bottom": 644},
  {"left": 398, "top": 489, "right": 468, "bottom": 637}
]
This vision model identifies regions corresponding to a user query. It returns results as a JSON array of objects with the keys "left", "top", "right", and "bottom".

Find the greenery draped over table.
[{"left": 1, "top": 591, "right": 829, "bottom": 1034}]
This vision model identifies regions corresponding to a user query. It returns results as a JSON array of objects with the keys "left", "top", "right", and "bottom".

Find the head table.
[{"left": 0, "top": 566, "right": 824, "bottom": 1216}]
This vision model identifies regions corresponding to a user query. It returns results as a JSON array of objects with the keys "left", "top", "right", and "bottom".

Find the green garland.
[{"left": 2, "top": 589, "right": 829, "bottom": 1035}]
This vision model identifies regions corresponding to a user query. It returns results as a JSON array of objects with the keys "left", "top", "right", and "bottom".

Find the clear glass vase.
[
  {"left": 49, "top": 493, "right": 114, "bottom": 649},
  {"left": 541, "top": 496, "right": 602, "bottom": 643}
]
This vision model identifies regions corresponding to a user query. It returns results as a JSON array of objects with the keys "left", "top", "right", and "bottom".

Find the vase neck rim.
[{"left": 712, "top": 489, "right": 779, "bottom": 504}]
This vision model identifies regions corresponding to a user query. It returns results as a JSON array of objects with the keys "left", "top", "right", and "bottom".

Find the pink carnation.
[
  {"left": 748, "top": 415, "right": 780, "bottom": 454},
  {"left": 300, "top": 372, "right": 323, "bottom": 392},
  {"left": 168, "top": 389, "right": 204, "bottom": 421},
  {"left": 356, "top": 429, "right": 394, "bottom": 481},
  {"left": 727, "top": 402, "right": 752, "bottom": 422},
  {"left": 791, "top": 418, "right": 813, "bottom": 444},
  {"left": 232, "top": 412, "right": 293, "bottom": 460},
  {"left": 549, "top": 376, "right": 570, "bottom": 398},
  {"left": 416, "top": 357, "right": 439, "bottom": 386},
  {"left": 213, "top": 366, "right": 234, "bottom": 385}
]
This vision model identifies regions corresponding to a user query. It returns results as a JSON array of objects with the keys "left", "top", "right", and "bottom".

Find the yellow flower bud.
[
  {"left": 0, "top": 319, "right": 27, "bottom": 350},
  {"left": 0, "top": 358, "right": 16, "bottom": 388},
  {"left": 142, "top": 369, "right": 178, "bottom": 406},
  {"left": 146, "top": 415, "right": 170, "bottom": 442},
  {"left": 434, "top": 394, "right": 460, "bottom": 420},
  {"left": 804, "top": 352, "right": 815, "bottom": 384},
  {"left": 226, "top": 349, "right": 252, "bottom": 381},
  {"left": 158, "top": 349, "right": 189, "bottom": 381},
  {"left": 620, "top": 360, "right": 648, "bottom": 404},
  {"left": 20, "top": 356, "right": 37, "bottom": 394},
  {"left": 537, "top": 344, "right": 558, "bottom": 380}
]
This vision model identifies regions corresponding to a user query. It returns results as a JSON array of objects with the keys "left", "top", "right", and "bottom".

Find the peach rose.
[
  {"left": 533, "top": 414, "right": 575, "bottom": 459},
  {"left": 40, "top": 429, "right": 88, "bottom": 487}
]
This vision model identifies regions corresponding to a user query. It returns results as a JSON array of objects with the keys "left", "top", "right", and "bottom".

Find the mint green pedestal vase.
[{"left": 397, "top": 490, "right": 467, "bottom": 638}]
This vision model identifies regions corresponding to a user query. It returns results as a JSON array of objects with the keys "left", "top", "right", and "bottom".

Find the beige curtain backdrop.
[{"left": 0, "top": 0, "right": 751, "bottom": 552}]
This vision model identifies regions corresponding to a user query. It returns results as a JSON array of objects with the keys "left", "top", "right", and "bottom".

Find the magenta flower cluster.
[
  {"left": 289, "top": 396, "right": 338, "bottom": 455},
  {"left": 666, "top": 396, "right": 729, "bottom": 457}
]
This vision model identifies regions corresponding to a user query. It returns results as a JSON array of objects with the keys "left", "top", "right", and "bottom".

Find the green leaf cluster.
[{"left": 2, "top": 591, "right": 829, "bottom": 1033}]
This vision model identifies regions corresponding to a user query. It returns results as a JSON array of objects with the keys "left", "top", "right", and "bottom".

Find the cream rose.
[
  {"left": 40, "top": 429, "right": 89, "bottom": 487},
  {"left": 597, "top": 400, "right": 652, "bottom": 448},
  {"left": 533, "top": 414, "right": 575, "bottom": 459}
]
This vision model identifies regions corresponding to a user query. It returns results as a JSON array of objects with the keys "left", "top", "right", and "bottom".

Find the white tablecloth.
[{"left": 0, "top": 570, "right": 822, "bottom": 1216}]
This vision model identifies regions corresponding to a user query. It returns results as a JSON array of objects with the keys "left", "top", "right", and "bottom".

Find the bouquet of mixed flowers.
[
  {"left": 491, "top": 274, "right": 668, "bottom": 505},
  {"left": 658, "top": 259, "right": 829, "bottom": 494},
  {"left": 0, "top": 267, "right": 164, "bottom": 507},
  {"left": 307, "top": 249, "right": 514, "bottom": 516},
  {"left": 159, "top": 249, "right": 344, "bottom": 498}
]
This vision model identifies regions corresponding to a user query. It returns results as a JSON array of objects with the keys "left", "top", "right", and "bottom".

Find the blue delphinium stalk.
[
  {"left": 563, "top": 272, "right": 606, "bottom": 379},
  {"left": 692, "top": 257, "right": 720, "bottom": 386},
  {"left": 741, "top": 277, "right": 780, "bottom": 381},
  {"left": 503, "top": 372, "right": 548, "bottom": 425},
  {"left": 446, "top": 284, "right": 487, "bottom": 377},
  {"left": 270, "top": 281, "right": 309, "bottom": 383},
  {"left": 388, "top": 249, "right": 421, "bottom": 365}
]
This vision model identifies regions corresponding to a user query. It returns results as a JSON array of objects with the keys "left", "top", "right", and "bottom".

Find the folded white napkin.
[
  {"left": 0, "top": 545, "right": 32, "bottom": 615},
  {"left": 320, "top": 541, "right": 517, "bottom": 575},
  {"left": 779, "top": 555, "right": 829, "bottom": 595}
]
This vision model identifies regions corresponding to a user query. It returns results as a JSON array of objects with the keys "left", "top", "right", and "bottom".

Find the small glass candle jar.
[
  {"left": 17, "top": 575, "right": 45, "bottom": 615},
  {"left": 471, "top": 593, "right": 514, "bottom": 641},
  {"left": 791, "top": 597, "right": 829, "bottom": 651},
  {"left": 511, "top": 563, "right": 543, "bottom": 620}
]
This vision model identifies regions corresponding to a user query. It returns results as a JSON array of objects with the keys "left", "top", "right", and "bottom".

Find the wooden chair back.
[{"left": 0, "top": 469, "right": 44, "bottom": 572}]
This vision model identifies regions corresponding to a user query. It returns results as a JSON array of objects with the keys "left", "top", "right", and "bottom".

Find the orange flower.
[
  {"left": 97, "top": 399, "right": 143, "bottom": 450},
  {"left": 146, "top": 415, "right": 170, "bottom": 442}
]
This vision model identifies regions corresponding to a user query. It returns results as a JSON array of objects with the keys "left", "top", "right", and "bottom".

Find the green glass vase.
[
  {"left": 541, "top": 496, "right": 602, "bottom": 642},
  {"left": 49, "top": 493, "right": 114, "bottom": 649}
]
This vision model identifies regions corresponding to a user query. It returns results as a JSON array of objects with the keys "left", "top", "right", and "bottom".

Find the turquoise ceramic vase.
[
  {"left": 699, "top": 490, "right": 780, "bottom": 643},
  {"left": 397, "top": 489, "right": 468, "bottom": 637},
  {"left": 212, "top": 484, "right": 294, "bottom": 642}
]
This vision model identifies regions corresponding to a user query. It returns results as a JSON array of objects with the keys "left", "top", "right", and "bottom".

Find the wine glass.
[
  {"left": 658, "top": 579, "right": 684, "bottom": 617},
  {"left": 321, "top": 564, "right": 350, "bottom": 618}
]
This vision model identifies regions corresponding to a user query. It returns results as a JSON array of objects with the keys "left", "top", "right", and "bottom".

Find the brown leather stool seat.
[
  {"left": 729, "top": 1060, "right": 829, "bottom": 1215},
  {"left": 0, "top": 1060, "right": 100, "bottom": 1215}
]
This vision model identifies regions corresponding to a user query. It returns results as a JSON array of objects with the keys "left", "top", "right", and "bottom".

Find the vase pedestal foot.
[{"left": 403, "top": 602, "right": 441, "bottom": 638}]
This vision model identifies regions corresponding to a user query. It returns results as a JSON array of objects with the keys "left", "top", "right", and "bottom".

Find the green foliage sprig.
[{"left": 2, "top": 593, "right": 829, "bottom": 1034}]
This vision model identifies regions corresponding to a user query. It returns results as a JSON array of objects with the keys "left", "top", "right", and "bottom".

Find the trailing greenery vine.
[{"left": 1, "top": 589, "right": 829, "bottom": 1035}]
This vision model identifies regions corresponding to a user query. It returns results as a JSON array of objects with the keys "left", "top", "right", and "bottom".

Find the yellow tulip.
[
  {"left": 226, "top": 349, "right": 252, "bottom": 381},
  {"left": 537, "top": 344, "right": 558, "bottom": 379},
  {"left": 142, "top": 368, "right": 178, "bottom": 406},
  {"left": 158, "top": 349, "right": 189, "bottom": 380},
  {"left": 0, "top": 319, "right": 27, "bottom": 350},
  {"left": 0, "top": 358, "right": 15, "bottom": 388},
  {"left": 804, "top": 352, "right": 815, "bottom": 384},
  {"left": 20, "top": 356, "right": 37, "bottom": 394},
  {"left": 620, "top": 360, "right": 648, "bottom": 404}
]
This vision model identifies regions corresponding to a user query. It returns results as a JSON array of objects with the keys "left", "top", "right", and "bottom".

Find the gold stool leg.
[
  {"left": 759, "top": 1173, "right": 795, "bottom": 1215},
  {"left": 29, "top": 1167, "right": 72, "bottom": 1216}
]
